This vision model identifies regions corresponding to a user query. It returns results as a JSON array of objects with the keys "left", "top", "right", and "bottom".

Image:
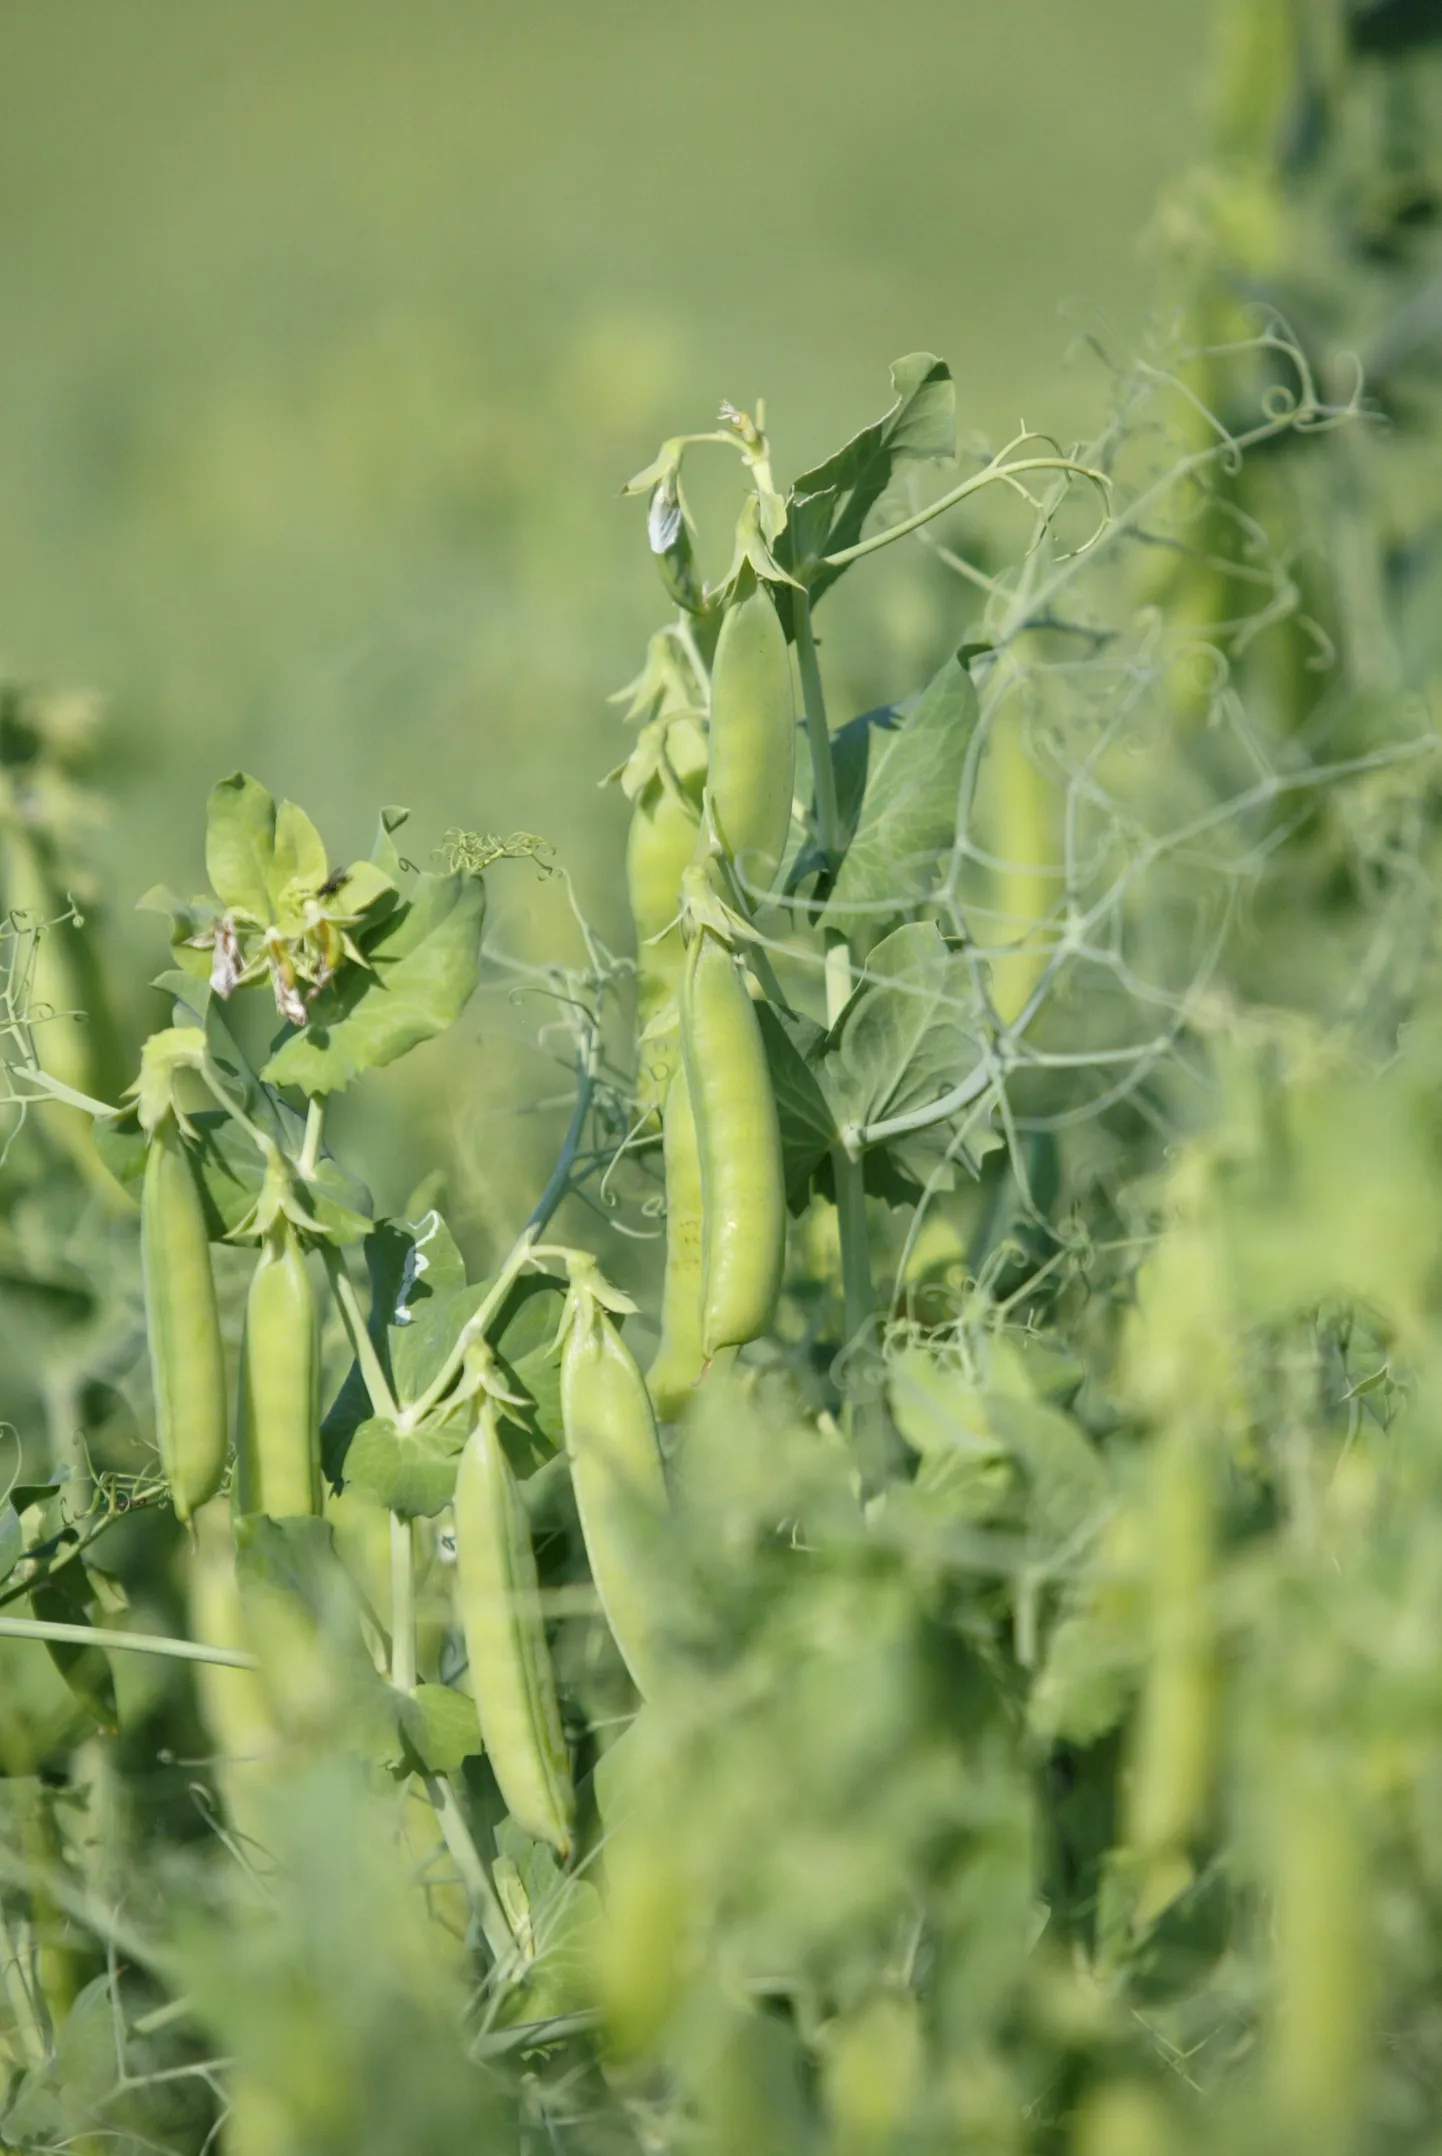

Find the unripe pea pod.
[
  {"left": 1125, "top": 1421, "right": 1214, "bottom": 1874},
  {"left": 454, "top": 1400, "right": 574, "bottom": 1855},
  {"left": 1269, "top": 1756, "right": 1366, "bottom": 2156},
  {"left": 646, "top": 1060, "right": 706, "bottom": 1420},
  {"left": 707, "top": 579, "right": 795, "bottom": 898},
  {"left": 681, "top": 929, "right": 785, "bottom": 1356},
  {"left": 627, "top": 716, "right": 707, "bottom": 1067},
  {"left": 142, "top": 1115, "right": 228, "bottom": 1526},
  {"left": 560, "top": 1281, "right": 669, "bottom": 1694},
  {"left": 236, "top": 1218, "right": 321, "bottom": 1519}
]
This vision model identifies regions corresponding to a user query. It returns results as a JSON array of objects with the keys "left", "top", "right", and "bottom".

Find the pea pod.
[
  {"left": 1124, "top": 1422, "right": 1214, "bottom": 1878},
  {"left": 236, "top": 1218, "right": 321, "bottom": 1519},
  {"left": 142, "top": 1115, "right": 228, "bottom": 1526},
  {"left": 708, "top": 579, "right": 795, "bottom": 897},
  {"left": 1270, "top": 1752, "right": 1365, "bottom": 2154},
  {"left": 646, "top": 1060, "right": 706, "bottom": 1419},
  {"left": 627, "top": 716, "right": 707, "bottom": 1061},
  {"left": 454, "top": 1401, "right": 574, "bottom": 1855},
  {"left": 560, "top": 1274, "right": 669, "bottom": 1693},
  {"left": 681, "top": 929, "right": 785, "bottom": 1355}
]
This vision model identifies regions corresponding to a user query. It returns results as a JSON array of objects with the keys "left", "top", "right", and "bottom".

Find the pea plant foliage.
[{"left": 3, "top": 157, "right": 1442, "bottom": 2152}]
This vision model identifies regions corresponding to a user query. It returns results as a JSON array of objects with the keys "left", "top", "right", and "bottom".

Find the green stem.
[
  {"left": 820, "top": 453, "right": 1108, "bottom": 572},
  {"left": 794, "top": 587, "right": 841, "bottom": 868},
  {"left": 401, "top": 1229, "right": 540, "bottom": 1431},
  {"left": 424, "top": 1773, "right": 515, "bottom": 1965},
  {"left": 390, "top": 1514, "right": 416, "bottom": 1694},
  {"left": 0, "top": 1893, "right": 47, "bottom": 2067},
  {"left": 0, "top": 1613, "right": 258, "bottom": 1670},
  {"left": 321, "top": 1246, "right": 400, "bottom": 1420},
  {"left": 831, "top": 1143, "right": 873, "bottom": 1351}
]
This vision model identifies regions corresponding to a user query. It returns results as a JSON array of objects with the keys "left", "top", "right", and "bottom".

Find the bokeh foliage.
[{"left": 1, "top": 3, "right": 1442, "bottom": 2154}]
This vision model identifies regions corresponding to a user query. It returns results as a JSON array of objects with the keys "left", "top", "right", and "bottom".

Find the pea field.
[{"left": 2, "top": 4, "right": 1442, "bottom": 2151}]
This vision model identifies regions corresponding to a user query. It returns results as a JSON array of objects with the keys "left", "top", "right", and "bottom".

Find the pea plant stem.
[
  {"left": 424, "top": 1773, "right": 515, "bottom": 1966},
  {"left": 0, "top": 1613, "right": 258, "bottom": 1671},
  {"left": 793, "top": 586, "right": 841, "bottom": 868},
  {"left": 390, "top": 1514, "right": 416, "bottom": 1694},
  {"left": 321, "top": 1246, "right": 399, "bottom": 1420},
  {"left": 819, "top": 450, "right": 1108, "bottom": 573}
]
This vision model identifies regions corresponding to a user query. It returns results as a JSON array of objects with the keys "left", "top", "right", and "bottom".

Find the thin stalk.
[
  {"left": 821, "top": 452, "right": 1109, "bottom": 572},
  {"left": 831, "top": 1144, "right": 874, "bottom": 1354},
  {"left": 794, "top": 587, "right": 841, "bottom": 867},
  {"left": 425, "top": 1774, "right": 515, "bottom": 1965},
  {"left": 298, "top": 1096, "right": 325, "bottom": 1179},
  {"left": 390, "top": 1515, "right": 416, "bottom": 1694},
  {"left": 321, "top": 1246, "right": 399, "bottom": 1420},
  {"left": 0, "top": 1614, "right": 258, "bottom": 1671},
  {"left": 0, "top": 1895, "right": 47, "bottom": 2066},
  {"left": 401, "top": 1229, "right": 538, "bottom": 1432}
]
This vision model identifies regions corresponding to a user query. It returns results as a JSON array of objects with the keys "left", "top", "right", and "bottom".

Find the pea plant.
[{"left": 1, "top": 8, "right": 1442, "bottom": 2147}]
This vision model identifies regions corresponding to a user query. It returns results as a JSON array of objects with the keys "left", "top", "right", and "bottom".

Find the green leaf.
[
  {"left": 775, "top": 354, "right": 955, "bottom": 605},
  {"left": 233, "top": 1513, "right": 342, "bottom": 1608},
  {"left": 822, "top": 652, "right": 977, "bottom": 943},
  {"left": 399, "top": 1682, "right": 483, "bottom": 1773},
  {"left": 0, "top": 1502, "right": 22, "bottom": 1582},
  {"left": 262, "top": 872, "right": 486, "bottom": 1095},
  {"left": 373, "top": 804, "right": 411, "bottom": 881},
  {"left": 31, "top": 1576, "right": 117, "bottom": 1735},
  {"left": 343, "top": 1416, "right": 467, "bottom": 1519},
  {"left": 821, "top": 923, "right": 954, "bottom": 1130},
  {"left": 92, "top": 1109, "right": 147, "bottom": 1192},
  {"left": 756, "top": 1005, "right": 837, "bottom": 1207},
  {"left": 269, "top": 799, "right": 329, "bottom": 909},
  {"left": 204, "top": 772, "right": 280, "bottom": 920},
  {"left": 391, "top": 1282, "right": 489, "bottom": 1406}
]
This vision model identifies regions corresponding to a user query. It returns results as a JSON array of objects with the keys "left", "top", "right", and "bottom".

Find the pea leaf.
[
  {"left": 775, "top": 354, "right": 956, "bottom": 607},
  {"left": 0, "top": 1503, "right": 20, "bottom": 1583},
  {"left": 262, "top": 872, "right": 486, "bottom": 1095},
  {"left": 756, "top": 1005, "right": 837, "bottom": 1207},
  {"left": 821, "top": 653, "right": 977, "bottom": 944},
  {"left": 821, "top": 924, "right": 956, "bottom": 1128},
  {"left": 31, "top": 1576, "right": 117, "bottom": 1735},
  {"left": 269, "top": 799, "right": 329, "bottom": 906},
  {"left": 399, "top": 1682, "right": 483, "bottom": 1773},
  {"left": 204, "top": 773, "right": 282, "bottom": 920},
  {"left": 343, "top": 1416, "right": 468, "bottom": 1519}
]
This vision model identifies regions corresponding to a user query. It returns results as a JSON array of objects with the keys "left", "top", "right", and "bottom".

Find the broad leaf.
[
  {"left": 775, "top": 354, "right": 955, "bottom": 607},
  {"left": 269, "top": 799, "right": 329, "bottom": 908},
  {"left": 757, "top": 1005, "right": 837, "bottom": 1207},
  {"left": 399, "top": 1681, "right": 483, "bottom": 1773},
  {"left": 0, "top": 1502, "right": 21, "bottom": 1582},
  {"left": 822, "top": 652, "right": 977, "bottom": 944},
  {"left": 263, "top": 872, "right": 485, "bottom": 1095},
  {"left": 343, "top": 1416, "right": 468, "bottom": 1518},
  {"left": 31, "top": 1575, "right": 117, "bottom": 1735},
  {"left": 205, "top": 773, "right": 282, "bottom": 920}
]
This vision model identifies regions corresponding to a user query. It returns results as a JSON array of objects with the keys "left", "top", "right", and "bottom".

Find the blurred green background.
[{"left": 0, "top": 0, "right": 1204, "bottom": 1213}]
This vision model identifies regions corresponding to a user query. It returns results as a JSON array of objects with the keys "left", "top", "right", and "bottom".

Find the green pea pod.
[
  {"left": 561, "top": 1292, "right": 669, "bottom": 1694},
  {"left": 646, "top": 1060, "right": 706, "bottom": 1420},
  {"left": 142, "top": 1116, "right": 228, "bottom": 1526},
  {"left": 454, "top": 1401, "right": 574, "bottom": 1856},
  {"left": 627, "top": 716, "right": 707, "bottom": 1060},
  {"left": 1270, "top": 1755, "right": 1365, "bottom": 2154},
  {"left": 236, "top": 1219, "right": 321, "bottom": 1519},
  {"left": 681, "top": 930, "right": 785, "bottom": 1356},
  {"left": 708, "top": 580, "right": 795, "bottom": 898},
  {"left": 1125, "top": 1422, "right": 1214, "bottom": 1870}
]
